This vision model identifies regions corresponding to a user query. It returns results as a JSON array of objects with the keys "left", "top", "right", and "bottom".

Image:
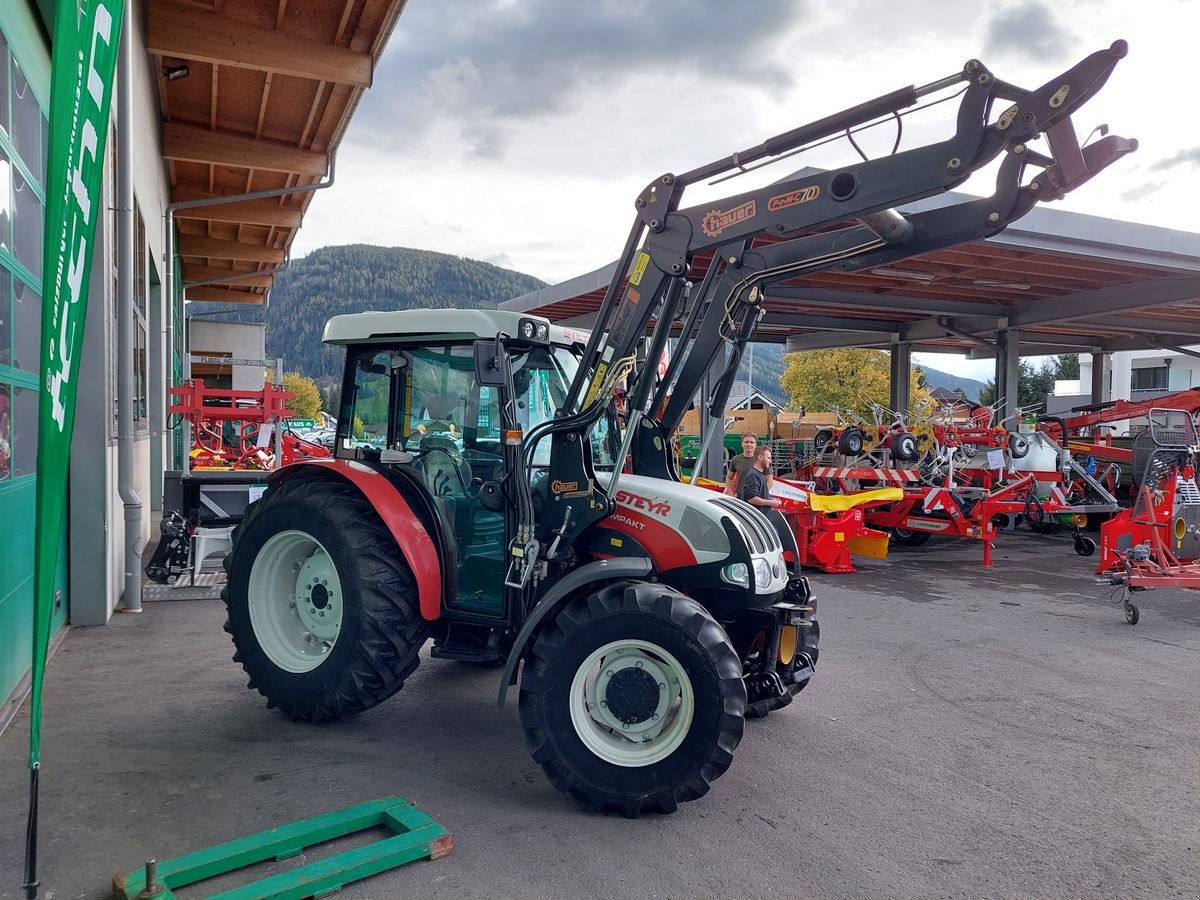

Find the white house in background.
[
  {"left": 726, "top": 380, "right": 783, "bottom": 412},
  {"left": 1050, "top": 348, "right": 1199, "bottom": 427}
]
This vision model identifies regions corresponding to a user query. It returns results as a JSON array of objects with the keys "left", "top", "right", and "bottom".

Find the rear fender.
[
  {"left": 271, "top": 460, "right": 443, "bottom": 620},
  {"left": 496, "top": 557, "right": 653, "bottom": 708}
]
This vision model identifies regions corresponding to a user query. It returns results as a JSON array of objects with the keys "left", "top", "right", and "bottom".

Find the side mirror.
[{"left": 474, "top": 340, "right": 506, "bottom": 387}]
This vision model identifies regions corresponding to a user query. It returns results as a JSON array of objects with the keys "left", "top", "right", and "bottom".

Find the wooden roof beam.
[
  {"left": 173, "top": 194, "right": 302, "bottom": 228},
  {"left": 148, "top": 2, "right": 373, "bottom": 88},
  {"left": 185, "top": 286, "right": 267, "bottom": 304},
  {"left": 178, "top": 234, "right": 285, "bottom": 263},
  {"left": 182, "top": 264, "right": 275, "bottom": 290},
  {"left": 164, "top": 122, "right": 328, "bottom": 176}
]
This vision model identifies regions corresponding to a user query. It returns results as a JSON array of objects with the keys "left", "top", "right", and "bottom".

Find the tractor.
[{"left": 220, "top": 43, "right": 1132, "bottom": 815}]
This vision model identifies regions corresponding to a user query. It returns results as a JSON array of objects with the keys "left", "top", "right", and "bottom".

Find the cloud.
[
  {"left": 982, "top": 2, "right": 1072, "bottom": 61},
  {"left": 1150, "top": 147, "right": 1200, "bottom": 172},
  {"left": 351, "top": 0, "right": 804, "bottom": 159},
  {"left": 1120, "top": 181, "right": 1164, "bottom": 202}
]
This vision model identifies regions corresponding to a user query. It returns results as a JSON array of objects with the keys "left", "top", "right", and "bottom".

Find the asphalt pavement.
[{"left": 1, "top": 530, "right": 1198, "bottom": 899}]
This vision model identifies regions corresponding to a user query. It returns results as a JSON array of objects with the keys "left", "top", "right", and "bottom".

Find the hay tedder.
[{"left": 219, "top": 43, "right": 1131, "bottom": 814}]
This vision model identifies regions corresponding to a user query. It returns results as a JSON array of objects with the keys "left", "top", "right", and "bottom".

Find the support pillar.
[
  {"left": 699, "top": 352, "right": 727, "bottom": 481},
  {"left": 890, "top": 342, "right": 912, "bottom": 418},
  {"left": 1090, "top": 351, "right": 1107, "bottom": 405},
  {"left": 995, "top": 328, "right": 1020, "bottom": 422}
]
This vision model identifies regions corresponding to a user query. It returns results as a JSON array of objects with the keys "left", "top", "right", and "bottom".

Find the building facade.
[{"left": 1, "top": 0, "right": 407, "bottom": 724}]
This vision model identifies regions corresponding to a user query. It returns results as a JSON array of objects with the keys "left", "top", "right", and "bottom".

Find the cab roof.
[{"left": 322, "top": 308, "right": 591, "bottom": 346}]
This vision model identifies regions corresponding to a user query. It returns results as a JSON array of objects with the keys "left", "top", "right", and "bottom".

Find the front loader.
[{"left": 221, "top": 43, "right": 1133, "bottom": 815}]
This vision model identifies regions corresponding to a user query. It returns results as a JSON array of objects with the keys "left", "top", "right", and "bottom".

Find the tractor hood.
[{"left": 611, "top": 475, "right": 789, "bottom": 595}]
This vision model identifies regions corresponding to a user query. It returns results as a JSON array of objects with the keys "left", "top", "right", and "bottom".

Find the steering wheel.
[{"left": 416, "top": 436, "right": 478, "bottom": 498}]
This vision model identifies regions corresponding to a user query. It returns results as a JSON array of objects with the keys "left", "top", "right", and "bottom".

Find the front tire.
[
  {"left": 519, "top": 582, "right": 745, "bottom": 817},
  {"left": 222, "top": 478, "right": 431, "bottom": 722}
]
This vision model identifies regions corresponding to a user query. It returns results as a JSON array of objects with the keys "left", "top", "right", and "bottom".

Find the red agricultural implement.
[
  {"left": 168, "top": 379, "right": 330, "bottom": 471},
  {"left": 1095, "top": 408, "right": 1200, "bottom": 624}
]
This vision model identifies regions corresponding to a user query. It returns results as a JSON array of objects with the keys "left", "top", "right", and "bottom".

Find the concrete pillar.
[
  {"left": 1109, "top": 350, "right": 1133, "bottom": 435},
  {"left": 1110, "top": 351, "right": 1132, "bottom": 402},
  {"left": 1090, "top": 351, "right": 1107, "bottom": 405},
  {"left": 890, "top": 342, "right": 912, "bottom": 418},
  {"left": 995, "top": 328, "right": 1020, "bottom": 421}
]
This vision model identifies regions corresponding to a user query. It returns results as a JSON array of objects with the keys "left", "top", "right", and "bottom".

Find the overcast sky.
[{"left": 294, "top": 0, "right": 1199, "bottom": 380}]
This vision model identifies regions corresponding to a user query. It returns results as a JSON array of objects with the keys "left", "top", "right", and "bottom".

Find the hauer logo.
[
  {"left": 767, "top": 184, "right": 820, "bottom": 212},
  {"left": 616, "top": 490, "right": 672, "bottom": 517},
  {"left": 551, "top": 480, "right": 580, "bottom": 493},
  {"left": 700, "top": 200, "right": 756, "bottom": 237}
]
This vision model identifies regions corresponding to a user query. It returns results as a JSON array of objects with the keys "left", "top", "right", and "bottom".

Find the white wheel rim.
[
  {"left": 248, "top": 530, "right": 344, "bottom": 673},
  {"left": 568, "top": 639, "right": 695, "bottom": 768}
]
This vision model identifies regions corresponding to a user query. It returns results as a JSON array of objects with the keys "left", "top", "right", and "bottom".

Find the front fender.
[
  {"left": 272, "top": 460, "right": 443, "bottom": 620},
  {"left": 496, "top": 557, "right": 654, "bottom": 708}
]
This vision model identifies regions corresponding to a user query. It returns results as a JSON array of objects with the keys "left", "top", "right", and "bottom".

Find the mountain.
[
  {"left": 193, "top": 244, "right": 984, "bottom": 403},
  {"left": 192, "top": 245, "right": 546, "bottom": 383}
]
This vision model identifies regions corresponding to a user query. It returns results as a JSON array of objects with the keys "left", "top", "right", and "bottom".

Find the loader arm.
[{"left": 525, "top": 41, "right": 1132, "bottom": 573}]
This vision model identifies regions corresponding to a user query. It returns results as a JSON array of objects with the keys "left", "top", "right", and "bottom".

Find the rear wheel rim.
[
  {"left": 248, "top": 530, "right": 344, "bottom": 673},
  {"left": 568, "top": 639, "right": 695, "bottom": 768}
]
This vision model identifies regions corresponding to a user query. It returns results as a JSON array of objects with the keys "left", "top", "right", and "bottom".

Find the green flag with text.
[{"left": 32, "top": 0, "right": 126, "bottom": 768}]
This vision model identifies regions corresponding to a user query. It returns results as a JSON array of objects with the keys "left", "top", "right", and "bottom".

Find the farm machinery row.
[{"left": 790, "top": 399, "right": 1122, "bottom": 568}]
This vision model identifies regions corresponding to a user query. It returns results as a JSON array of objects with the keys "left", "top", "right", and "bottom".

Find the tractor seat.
[{"left": 807, "top": 487, "right": 904, "bottom": 513}]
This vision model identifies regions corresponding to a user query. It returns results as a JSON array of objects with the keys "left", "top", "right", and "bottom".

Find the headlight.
[
  {"left": 520, "top": 320, "right": 536, "bottom": 339},
  {"left": 753, "top": 558, "right": 772, "bottom": 587},
  {"left": 536, "top": 322, "right": 549, "bottom": 341},
  {"left": 721, "top": 563, "right": 749, "bottom": 587}
]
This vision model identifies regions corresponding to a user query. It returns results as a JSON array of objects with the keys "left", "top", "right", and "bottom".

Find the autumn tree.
[
  {"left": 283, "top": 371, "right": 323, "bottom": 419},
  {"left": 781, "top": 348, "right": 933, "bottom": 419}
]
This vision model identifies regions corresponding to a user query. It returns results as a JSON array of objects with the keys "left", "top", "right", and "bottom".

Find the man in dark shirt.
[{"left": 738, "top": 447, "right": 781, "bottom": 510}]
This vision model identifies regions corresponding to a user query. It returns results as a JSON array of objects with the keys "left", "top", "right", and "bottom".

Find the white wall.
[
  {"left": 189, "top": 321, "right": 268, "bottom": 390},
  {"left": 69, "top": 4, "right": 172, "bottom": 626}
]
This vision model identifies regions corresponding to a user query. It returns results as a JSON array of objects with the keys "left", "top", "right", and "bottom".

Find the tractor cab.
[{"left": 325, "top": 309, "right": 616, "bottom": 618}]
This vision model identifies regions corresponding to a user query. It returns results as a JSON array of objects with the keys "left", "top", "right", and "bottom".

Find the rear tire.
[
  {"left": 223, "top": 478, "right": 430, "bottom": 722},
  {"left": 519, "top": 582, "right": 745, "bottom": 817}
]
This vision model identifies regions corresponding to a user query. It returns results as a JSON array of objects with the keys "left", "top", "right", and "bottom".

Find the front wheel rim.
[
  {"left": 568, "top": 639, "right": 695, "bottom": 768},
  {"left": 248, "top": 530, "right": 344, "bottom": 673}
]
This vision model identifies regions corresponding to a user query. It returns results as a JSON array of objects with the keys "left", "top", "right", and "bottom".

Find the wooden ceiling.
[{"left": 148, "top": 0, "right": 407, "bottom": 304}]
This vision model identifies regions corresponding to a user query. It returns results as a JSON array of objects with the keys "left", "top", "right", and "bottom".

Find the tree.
[
  {"left": 283, "top": 371, "right": 323, "bottom": 419},
  {"left": 977, "top": 354, "right": 1080, "bottom": 413},
  {"left": 780, "top": 349, "right": 933, "bottom": 419}
]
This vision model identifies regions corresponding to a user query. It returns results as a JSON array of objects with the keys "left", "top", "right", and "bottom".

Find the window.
[
  {"left": 0, "top": 382, "right": 9, "bottom": 482},
  {"left": 134, "top": 209, "right": 147, "bottom": 426},
  {"left": 12, "top": 165, "right": 40, "bottom": 277},
  {"left": 11, "top": 381, "right": 35, "bottom": 477},
  {"left": 0, "top": 273, "right": 8, "bottom": 369},
  {"left": 12, "top": 276, "right": 37, "bottom": 372},
  {"left": 10, "top": 55, "right": 40, "bottom": 185},
  {"left": 1131, "top": 366, "right": 1168, "bottom": 391}
]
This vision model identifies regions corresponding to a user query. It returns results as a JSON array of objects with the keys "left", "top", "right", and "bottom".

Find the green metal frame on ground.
[{"left": 112, "top": 797, "right": 452, "bottom": 900}]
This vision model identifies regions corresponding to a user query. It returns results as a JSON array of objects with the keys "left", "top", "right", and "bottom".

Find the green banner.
[{"left": 31, "top": 0, "right": 126, "bottom": 768}]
